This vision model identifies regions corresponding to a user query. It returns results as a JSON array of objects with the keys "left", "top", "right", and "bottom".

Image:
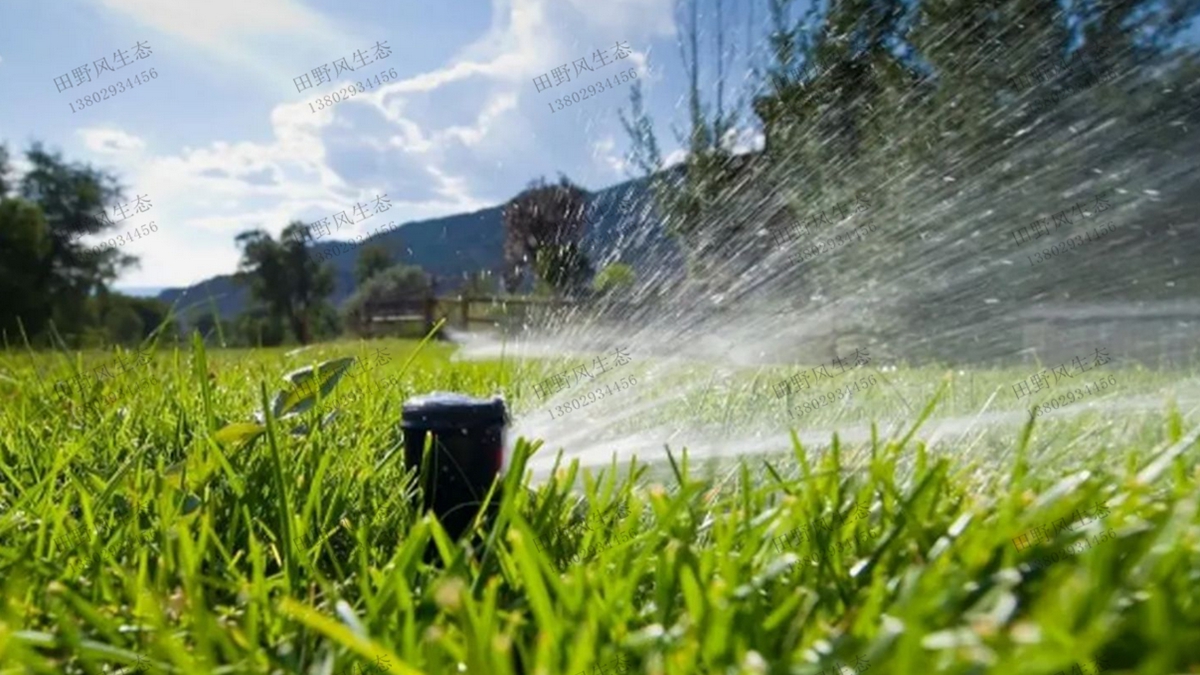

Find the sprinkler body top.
[{"left": 401, "top": 392, "right": 508, "bottom": 541}]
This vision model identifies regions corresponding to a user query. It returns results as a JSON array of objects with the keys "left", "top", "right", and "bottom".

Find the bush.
[
  {"left": 235, "top": 310, "right": 286, "bottom": 347},
  {"left": 341, "top": 264, "right": 432, "bottom": 336},
  {"left": 593, "top": 262, "right": 636, "bottom": 295}
]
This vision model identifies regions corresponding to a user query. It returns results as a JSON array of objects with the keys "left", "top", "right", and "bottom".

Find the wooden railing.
[{"left": 362, "top": 295, "right": 584, "bottom": 335}]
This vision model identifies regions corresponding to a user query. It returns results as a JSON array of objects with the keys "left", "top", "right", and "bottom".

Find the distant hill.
[
  {"left": 116, "top": 286, "right": 167, "bottom": 298},
  {"left": 156, "top": 173, "right": 683, "bottom": 323}
]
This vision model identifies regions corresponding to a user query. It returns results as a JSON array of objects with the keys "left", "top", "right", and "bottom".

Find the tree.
[
  {"left": 88, "top": 291, "right": 173, "bottom": 346},
  {"left": 502, "top": 176, "right": 593, "bottom": 295},
  {"left": 1, "top": 142, "right": 137, "bottom": 343},
  {"left": 534, "top": 243, "right": 593, "bottom": 297},
  {"left": 121, "top": 296, "right": 174, "bottom": 341},
  {"left": 309, "top": 302, "right": 343, "bottom": 342},
  {"left": 0, "top": 142, "right": 185, "bottom": 349},
  {"left": 189, "top": 311, "right": 232, "bottom": 346},
  {"left": 233, "top": 222, "right": 334, "bottom": 345},
  {"left": 619, "top": 0, "right": 753, "bottom": 285},
  {"left": 593, "top": 262, "right": 636, "bottom": 295},
  {"left": 234, "top": 308, "right": 286, "bottom": 348},
  {"left": 100, "top": 301, "right": 144, "bottom": 345},
  {"left": 0, "top": 198, "right": 53, "bottom": 341},
  {"left": 341, "top": 264, "right": 432, "bottom": 336},
  {"left": 0, "top": 144, "right": 11, "bottom": 197},
  {"left": 461, "top": 270, "right": 498, "bottom": 297},
  {"left": 355, "top": 244, "right": 395, "bottom": 285}
]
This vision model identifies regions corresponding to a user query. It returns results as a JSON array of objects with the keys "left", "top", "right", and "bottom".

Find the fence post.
[
  {"left": 424, "top": 294, "right": 437, "bottom": 336},
  {"left": 460, "top": 295, "right": 470, "bottom": 330}
]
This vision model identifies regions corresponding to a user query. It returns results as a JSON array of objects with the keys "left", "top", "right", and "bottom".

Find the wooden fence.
[
  {"left": 362, "top": 295, "right": 583, "bottom": 336},
  {"left": 362, "top": 294, "right": 880, "bottom": 362}
]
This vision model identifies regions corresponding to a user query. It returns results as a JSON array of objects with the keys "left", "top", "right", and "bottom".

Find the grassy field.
[{"left": 1, "top": 337, "right": 1199, "bottom": 674}]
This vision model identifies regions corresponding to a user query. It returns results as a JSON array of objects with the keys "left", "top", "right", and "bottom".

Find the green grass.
[{"left": 1, "top": 338, "right": 1199, "bottom": 674}]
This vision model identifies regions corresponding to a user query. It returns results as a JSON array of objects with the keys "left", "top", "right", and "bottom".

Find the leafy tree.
[
  {"left": 87, "top": 292, "right": 173, "bottom": 346},
  {"left": 189, "top": 311, "right": 233, "bottom": 346},
  {"left": 502, "top": 176, "right": 593, "bottom": 295},
  {"left": 341, "top": 264, "right": 432, "bottom": 336},
  {"left": 233, "top": 222, "right": 334, "bottom": 345},
  {"left": 461, "top": 270, "right": 498, "bottom": 297},
  {"left": 234, "top": 308, "right": 286, "bottom": 348},
  {"left": 619, "top": 0, "right": 751, "bottom": 285},
  {"left": 309, "top": 302, "right": 343, "bottom": 342},
  {"left": 0, "top": 198, "right": 53, "bottom": 341},
  {"left": 233, "top": 230, "right": 289, "bottom": 338},
  {"left": 355, "top": 244, "right": 395, "bottom": 285},
  {"left": 534, "top": 243, "right": 593, "bottom": 297},
  {"left": 593, "top": 262, "right": 636, "bottom": 295},
  {"left": 283, "top": 224, "right": 336, "bottom": 344},
  {"left": 0, "top": 142, "right": 186, "bottom": 349},
  {"left": 0, "top": 144, "right": 11, "bottom": 197},
  {"left": 101, "top": 302, "right": 144, "bottom": 345},
  {"left": 0, "top": 142, "right": 137, "bottom": 343},
  {"left": 612, "top": 0, "right": 1200, "bottom": 365},
  {"left": 122, "top": 296, "right": 174, "bottom": 341}
]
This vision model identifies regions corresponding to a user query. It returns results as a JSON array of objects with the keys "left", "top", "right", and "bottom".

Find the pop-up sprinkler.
[{"left": 401, "top": 392, "right": 508, "bottom": 542}]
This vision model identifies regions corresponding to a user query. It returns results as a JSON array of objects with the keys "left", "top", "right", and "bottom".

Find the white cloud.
[
  {"left": 79, "top": 128, "right": 147, "bottom": 155},
  {"left": 95, "top": 0, "right": 683, "bottom": 287},
  {"left": 592, "top": 136, "right": 629, "bottom": 176},
  {"left": 350, "top": 0, "right": 677, "bottom": 196},
  {"left": 663, "top": 148, "right": 688, "bottom": 168},
  {"left": 724, "top": 126, "right": 764, "bottom": 154},
  {"left": 425, "top": 165, "right": 490, "bottom": 211},
  {"left": 440, "top": 92, "right": 520, "bottom": 147}
]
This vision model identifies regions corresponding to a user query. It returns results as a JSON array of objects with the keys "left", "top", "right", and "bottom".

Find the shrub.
[
  {"left": 593, "top": 262, "right": 636, "bottom": 295},
  {"left": 341, "top": 264, "right": 432, "bottom": 336}
]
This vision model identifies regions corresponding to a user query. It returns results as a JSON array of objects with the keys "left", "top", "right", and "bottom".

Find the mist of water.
[{"left": 452, "top": 31, "right": 1200, "bottom": 484}]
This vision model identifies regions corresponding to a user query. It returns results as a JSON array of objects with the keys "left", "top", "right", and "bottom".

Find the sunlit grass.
[{"left": 0, "top": 338, "right": 1197, "bottom": 673}]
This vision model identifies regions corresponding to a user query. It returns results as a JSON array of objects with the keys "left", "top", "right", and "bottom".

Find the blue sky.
[{"left": 0, "top": 0, "right": 769, "bottom": 289}]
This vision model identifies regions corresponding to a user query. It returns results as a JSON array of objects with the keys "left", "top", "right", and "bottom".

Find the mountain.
[
  {"left": 155, "top": 173, "right": 682, "bottom": 323},
  {"left": 115, "top": 286, "right": 168, "bottom": 298}
]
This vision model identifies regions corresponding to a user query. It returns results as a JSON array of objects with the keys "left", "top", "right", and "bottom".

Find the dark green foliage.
[
  {"left": 502, "top": 176, "right": 594, "bottom": 295},
  {"left": 355, "top": 244, "right": 395, "bottom": 285},
  {"left": 188, "top": 311, "right": 233, "bottom": 346},
  {"left": 75, "top": 293, "right": 176, "bottom": 348},
  {"left": 233, "top": 223, "right": 335, "bottom": 345},
  {"left": 0, "top": 142, "right": 148, "bottom": 347},
  {"left": 0, "top": 198, "right": 53, "bottom": 340},
  {"left": 593, "top": 262, "right": 636, "bottom": 294},
  {"left": 341, "top": 264, "right": 432, "bottom": 336},
  {"left": 534, "top": 243, "right": 593, "bottom": 297},
  {"left": 234, "top": 307, "right": 287, "bottom": 348},
  {"left": 460, "top": 270, "right": 499, "bottom": 297}
]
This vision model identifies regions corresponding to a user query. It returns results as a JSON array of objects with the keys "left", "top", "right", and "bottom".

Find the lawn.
[{"left": 0, "top": 337, "right": 1198, "bottom": 674}]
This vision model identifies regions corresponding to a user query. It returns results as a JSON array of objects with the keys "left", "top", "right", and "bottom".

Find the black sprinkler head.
[{"left": 401, "top": 392, "right": 508, "bottom": 541}]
